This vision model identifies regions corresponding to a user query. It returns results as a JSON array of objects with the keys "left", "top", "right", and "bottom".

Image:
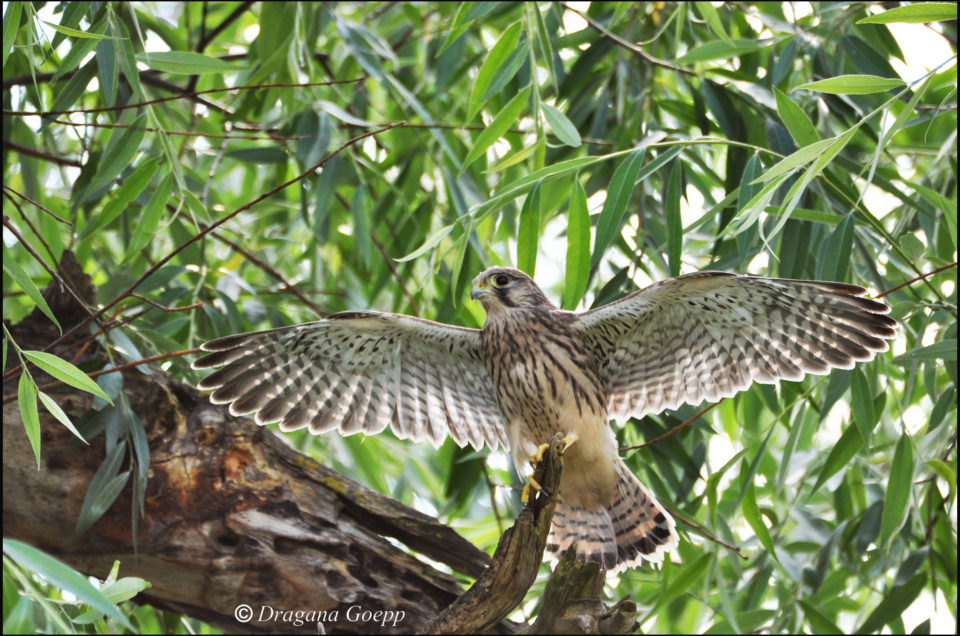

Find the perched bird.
[{"left": 193, "top": 267, "right": 897, "bottom": 572}]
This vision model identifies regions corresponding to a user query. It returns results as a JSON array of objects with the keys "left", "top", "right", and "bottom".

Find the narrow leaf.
[
  {"left": 540, "top": 103, "right": 581, "bottom": 147},
  {"left": 850, "top": 368, "right": 875, "bottom": 442},
  {"left": 856, "top": 574, "right": 927, "bottom": 634},
  {"left": 564, "top": 180, "right": 590, "bottom": 310},
  {"left": 3, "top": 258, "right": 61, "bottom": 333},
  {"left": 2, "top": 539, "right": 134, "bottom": 630},
  {"left": 795, "top": 75, "right": 904, "bottom": 95},
  {"left": 857, "top": 3, "right": 957, "bottom": 24},
  {"left": 743, "top": 484, "right": 778, "bottom": 561},
  {"left": 812, "top": 423, "right": 863, "bottom": 493},
  {"left": 774, "top": 87, "right": 820, "bottom": 147},
  {"left": 891, "top": 341, "right": 957, "bottom": 363},
  {"left": 879, "top": 433, "right": 914, "bottom": 547},
  {"left": 665, "top": 160, "right": 683, "bottom": 277},
  {"left": 468, "top": 22, "right": 523, "bottom": 120},
  {"left": 517, "top": 183, "right": 541, "bottom": 276},
  {"left": 592, "top": 150, "right": 645, "bottom": 269},
  {"left": 23, "top": 351, "right": 112, "bottom": 402},
  {"left": 135, "top": 51, "right": 240, "bottom": 74},
  {"left": 18, "top": 373, "right": 41, "bottom": 469},
  {"left": 38, "top": 391, "right": 88, "bottom": 444},
  {"left": 461, "top": 87, "right": 530, "bottom": 172}
]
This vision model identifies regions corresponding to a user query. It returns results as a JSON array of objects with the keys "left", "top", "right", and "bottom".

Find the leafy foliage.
[{"left": 3, "top": 1, "right": 956, "bottom": 633}]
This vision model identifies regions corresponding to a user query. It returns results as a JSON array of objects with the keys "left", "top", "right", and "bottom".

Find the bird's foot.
[
  {"left": 529, "top": 442, "right": 551, "bottom": 466},
  {"left": 527, "top": 435, "right": 577, "bottom": 466},
  {"left": 521, "top": 473, "right": 555, "bottom": 503},
  {"left": 521, "top": 473, "right": 543, "bottom": 504}
]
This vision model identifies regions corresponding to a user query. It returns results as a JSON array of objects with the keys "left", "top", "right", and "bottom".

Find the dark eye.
[{"left": 493, "top": 274, "right": 510, "bottom": 287}]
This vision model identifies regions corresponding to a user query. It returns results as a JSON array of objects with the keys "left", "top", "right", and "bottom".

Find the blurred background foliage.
[{"left": 2, "top": 1, "right": 956, "bottom": 633}]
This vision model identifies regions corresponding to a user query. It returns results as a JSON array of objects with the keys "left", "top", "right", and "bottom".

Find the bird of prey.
[{"left": 193, "top": 267, "right": 896, "bottom": 572}]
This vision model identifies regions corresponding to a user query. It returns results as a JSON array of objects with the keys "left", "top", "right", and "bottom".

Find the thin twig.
[
  {"left": 210, "top": 230, "right": 327, "bottom": 318},
  {"left": 619, "top": 401, "right": 720, "bottom": 452},
  {"left": 2, "top": 185, "right": 72, "bottom": 225},
  {"left": 2, "top": 140, "right": 82, "bottom": 167},
  {"left": 559, "top": 2, "right": 697, "bottom": 76},
  {"left": 874, "top": 261, "right": 957, "bottom": 299},
  {"left": 4, "top": 78, "right": 366, "bottom": 117}
]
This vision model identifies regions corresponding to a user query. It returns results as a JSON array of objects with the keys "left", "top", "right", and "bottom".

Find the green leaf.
[
  {"left": 665, "top": 159, "right": 683, "bottom": 277},
  {"left": 750, "top": 137, "right": 835, "bottom": 185},
  {"left": 38, "top": 391, "right": 88, "bottom": 444},
  {"left": 75, "top": 441, "right": 130, "bottom": 535},
  {"left": 540, "top": 103, "right": 581, "bottom": 147},
  {"left": 82, "top": 114, "right": 148, "bottom": 201},
  {"left": 2, "top": 539, "right": 134, "bottom": 630},
  {"left": 83, "top": 157, "right": 159, "bottom": 236},
  {"left": 564, "top": 180, "right": 590, "bottom": 310},
  {"left": 812, "top": 423, "right": 863, "bottom": 494},
  {"left": 774, "top": 87, "right": 820, "bottom": 147},
  {"left": 799, "top": 600, "right": 843, "bottom": 634},
  {"left": 891, "top": 341, "right": 957, "bottom": 363},
  {"left": 816, "top": 212, "right": 855, "bottom": 281},
  {"left": 395, "top": 222, "right": 456, "bottom": 262},
  {"left": 591, "top": 150, "right": 645, "bottom": 269},
  {"left": 517, "top": 183, "right": 541, "bottom": 276},
  {"left": 468, "top": 22, "right": 523, "bottom": 120},
  {"left": 23, "top": 351, "right": 112, "bottom": 403},
  {"left": 743, "top": 484, "right": 778, "bottom": 562},
  {"left": 135, "top": 51, "right": 241, "bottom": 74},
  {"left": 795, "top": 75, "right": 904, "bottom": 95},
  {"left": 658, "top": 553, "right": 713, "bottom": 608},
  {"left": 3, "top": 257, "right": 61, "bottom": 333},
  {"left": 857, "top": 3, "right": 958, "bottom": 24},
  {"left": 856, "top": 574, "right": 927, "bottom": 634},
  {"left": 18, "top": 373, "right": 41, "bottom": 469},
  {"left": 461, "top": 87, "right": 530, "bottom": 173},
  {"left": 676, "top": 39, "right": 771, "bottom": 64},
  {"left": 694, "top": 2, "right": 732, "bottom": 43},
  {"left": 41, "top": 20, "right": 111, "bottom": 39},
  {"left": 879, "top": 433, "right": 914, "bottom": 547},
  {"left": 351, "top": 187, "right": 371, "bottom": 267},
  {"left": 125, "top": 171, "right": 173, "bottom": 263},
  {"left": 3, "top": 1, "right": 22, "bottom": 68},
  {"left": 926, "top": 459, "right": 955, "bottom": 504},
  {"left": 850, "top": 368, "right": 876, "bottom": 442}
]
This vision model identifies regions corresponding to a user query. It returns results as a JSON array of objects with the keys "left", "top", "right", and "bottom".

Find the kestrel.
[{"left": 193, "top": 268, "right": 896, "bottom": 572}]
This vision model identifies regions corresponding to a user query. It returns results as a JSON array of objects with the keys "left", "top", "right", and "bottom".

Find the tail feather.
[
  {"left": 546, "top": 458, "right": 677, "bottom": 572},
  {"left": 547, "top": 502, "right": 618, "bottom": 570}
]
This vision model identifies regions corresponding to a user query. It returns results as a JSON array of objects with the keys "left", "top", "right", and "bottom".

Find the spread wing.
[
  {"left": 193, "top": 311, "right": 509, "bottom": 451},
  {"left": 574, "top": 272, "right": 897, "bottom": 421}
]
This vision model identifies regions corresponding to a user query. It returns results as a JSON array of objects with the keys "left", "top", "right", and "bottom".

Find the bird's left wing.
[
  {"left": 573, "top": 272, "right": 897, "bottom": 421},
  {"left": 193, "top": 311, "right": 509, "bottom": 451}
]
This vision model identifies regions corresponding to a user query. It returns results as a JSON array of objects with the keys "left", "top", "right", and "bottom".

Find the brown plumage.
[{"left": 193, "top": 266, "right": 897, "bottom": 572}]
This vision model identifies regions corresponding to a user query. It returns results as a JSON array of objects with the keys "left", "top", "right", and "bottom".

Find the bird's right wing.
[
  {"left": 193, "top": 311, "right": 509, "bottom": 452},
  {"left": 574, "top": 272, "right": 897, "bottom": 421}
]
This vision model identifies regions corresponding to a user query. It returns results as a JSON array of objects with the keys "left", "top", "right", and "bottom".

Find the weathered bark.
[{"left": 2, "top": 367, "right": 499, "bottom": 634}]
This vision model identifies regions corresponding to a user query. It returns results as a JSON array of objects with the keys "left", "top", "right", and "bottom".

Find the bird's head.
[{"left": 471, "top": 267, "right": 553, "bottom": 317}]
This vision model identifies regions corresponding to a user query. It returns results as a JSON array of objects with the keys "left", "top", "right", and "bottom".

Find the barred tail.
[{"left": 546, "top": 459, "right": 677, "bottom": 572}]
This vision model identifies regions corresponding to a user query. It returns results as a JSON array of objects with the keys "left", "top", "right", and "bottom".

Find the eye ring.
[{"left": 492, "top": 274, "right": 510, "bottom": 288}]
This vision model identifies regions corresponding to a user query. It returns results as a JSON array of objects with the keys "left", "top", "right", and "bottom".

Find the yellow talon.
[
  {"left": 521, "top": 474, "right": 543, "bottom": 504},
  {"left": 562, "top": 434, "right": 576, "bottom": 452},
  {"left": 529, "top": 442, "right": 551, "bottom": 466}
]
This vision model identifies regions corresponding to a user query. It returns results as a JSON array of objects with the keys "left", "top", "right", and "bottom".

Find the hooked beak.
[{"left": 471, "top": 286, "right": 490, "bottom": 300}]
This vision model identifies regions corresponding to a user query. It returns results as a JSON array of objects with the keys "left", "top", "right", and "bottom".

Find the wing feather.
[
  {"left": 194, "top": 311, "right": 507, "bottom": 451},
  {"left": 575, "top": 272, "right": 896, "bottom": 420}
]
